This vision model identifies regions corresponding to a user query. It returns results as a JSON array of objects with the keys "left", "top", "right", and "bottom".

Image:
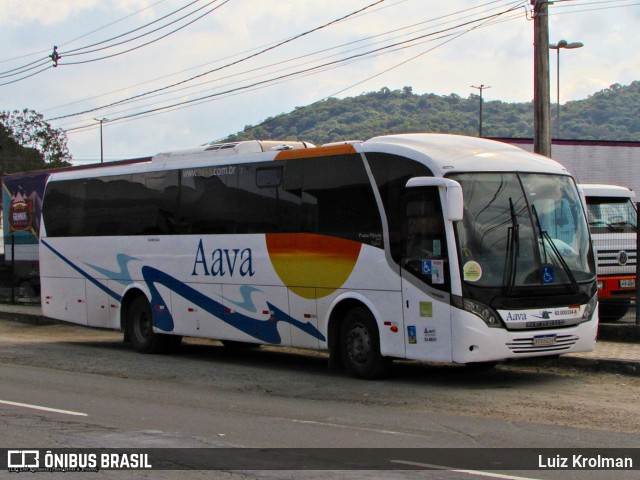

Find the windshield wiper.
[
  {"left": 607, "top": 220, "right": 634, "bottom": 231},
  {"left": 502, "top": 198, "right": 519, "bottom": 295},
  {"left": 531, "top": 205, "right": 579, "bottom": 292},
  {"left": 588, "top": 220, "right": 629, "bottom": 232}
]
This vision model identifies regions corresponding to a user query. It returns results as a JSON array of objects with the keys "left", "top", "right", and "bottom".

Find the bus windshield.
[
  {"left": 586, "top": 196, "right": 637, "bottom": 233},
  {"left": 450, "top": 172, "right": 595, "bottom": 289}
]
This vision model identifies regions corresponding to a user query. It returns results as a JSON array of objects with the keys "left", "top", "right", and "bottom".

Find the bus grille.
[
  {"left": 597, "top": 249, "right": 637, "bottom": 268},
  {"left": 506, "top": 335, "right": 579, "bottom": 354}
]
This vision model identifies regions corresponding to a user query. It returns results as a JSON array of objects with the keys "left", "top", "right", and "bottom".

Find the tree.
[
  {"left": 219, "top": 81, "right": 640, "bottom": 144},
  {"left": 0, "top": 123, "right": 46, "bottom": 174},
  {"left": 0, "top": 109, "right": 72, "bottom": 168}
]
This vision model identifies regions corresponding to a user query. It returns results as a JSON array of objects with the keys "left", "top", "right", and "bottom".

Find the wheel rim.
[
  {"left": 133, "top": 309, "right": 152, "bottom": 341},
  {"left": 346, "top": 322, "right": 371, "bottom": 366}
]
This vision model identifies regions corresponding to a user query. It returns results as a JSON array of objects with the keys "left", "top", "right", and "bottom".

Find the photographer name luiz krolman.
[{"left": 539, "top": 454, "right": 633, "bottom": 469}]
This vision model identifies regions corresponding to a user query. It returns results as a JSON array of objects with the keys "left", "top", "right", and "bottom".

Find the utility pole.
[
  {"left": 471, "top": 84, "right": 490, "bottom": 137},
  {"left": 532, "top": 0, "right": 552, "bottom": 157}
]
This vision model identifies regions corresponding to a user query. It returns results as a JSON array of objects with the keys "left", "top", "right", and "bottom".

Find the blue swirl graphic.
[{"left": 41, "top": 240, "right": 325, "bottom": 344}]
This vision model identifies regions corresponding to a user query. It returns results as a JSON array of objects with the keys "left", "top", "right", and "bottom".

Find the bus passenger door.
[{"left": 400, "top": 188, "right": 453, "bottom": 362}]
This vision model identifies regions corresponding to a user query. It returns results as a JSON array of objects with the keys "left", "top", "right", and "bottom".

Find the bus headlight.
[
  {"left": 462, "top": 298, "right": 503, "bottom": 328},
  {"left": 582, "top": 295, "right": 598, "bottom": 322}
]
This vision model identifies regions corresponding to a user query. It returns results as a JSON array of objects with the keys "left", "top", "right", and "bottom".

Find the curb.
[
  {"left": 557, "top": 355, "right": 640, "bottom": 376},
  {"left": 598, "top": 323, "right": 640, "bottom": 342},
  {"left": 511, "top": 353, "right": 640, "bottom": 377}
]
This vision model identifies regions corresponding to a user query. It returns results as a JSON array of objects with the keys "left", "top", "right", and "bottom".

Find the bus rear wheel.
[
  {"left": 340, "top": 307, "right": 391, "bottom": 380},
  {"left": 127, "top": 296, "right": 181, "bottom": 353}
]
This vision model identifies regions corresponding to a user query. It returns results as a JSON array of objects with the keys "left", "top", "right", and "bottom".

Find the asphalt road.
[{"left": 1, "top": 320, "right": 639, "bottom": 479}]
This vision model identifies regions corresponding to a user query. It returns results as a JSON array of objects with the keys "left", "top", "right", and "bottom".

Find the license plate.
[
  {"left": 619, "top": 279, "right": 635, "bottom": 289},
  {"left": 533, "top": 334, "right": 557, "bottom": 346}
]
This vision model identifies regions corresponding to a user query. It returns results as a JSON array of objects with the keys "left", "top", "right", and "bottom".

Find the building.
[{"left": 497, "top": 139, "right": 640, "bottom": 194}]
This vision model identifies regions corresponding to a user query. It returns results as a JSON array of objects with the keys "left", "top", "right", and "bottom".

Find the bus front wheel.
[
  {"left": 340, "top": 307, "right": 391, "bottom": 380},
  {"left": 127, "top": 296, "right": 181, "bottom": 353}
]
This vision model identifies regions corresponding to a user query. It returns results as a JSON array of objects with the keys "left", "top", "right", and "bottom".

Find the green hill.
[{"left": 222, "top": 81, "right": 640, "bottom": 144}]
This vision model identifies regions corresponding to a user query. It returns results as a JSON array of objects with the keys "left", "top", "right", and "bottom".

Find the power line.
[
  {"left": 59, "top": 0, "right": 230, "bottom": 66},
  {"left": 56, "top": 0, "right": 517, "bottom": 122},
  {"left": 52, "top": 0, "right": 527, "bottom": 126},
  {"left": 58, "top": 29, "right": 463, "bottom": 132},
  {"left": 0, "top": 0, "right": 226, "bottom": 86},
  {"left": 227, "top": 3, "right": 520, "bottom": 140},
  {"left": 60, "top": 0, "right": 203, "bottom": 57},
  {"left": 0, "top": 57, "right": 50, "bottom": 79},
  {"left": 61, "top": 0, "right": 175, "bottom": 49},
  {"left": 44, "top": 0, "right": 514, "bottom": 116},
  {"left": 62, "top": 1, "right": 527, "bottom": 133},
  {"left": 553, "top": 1, "right": 640, "bottom": 14},
  {"left": 58, "top": 1, "right": 526, "bottom": 132},
  {"left": 542, "top": 0, "right": 639, "bottom": 15},
  {"left": 0, "top": 0, "right": 173, "bottom": 65},
  {"left": 0, "top": 64, "right": 53, "bottom": 87},
  {"left": 47, "top": 0, "right": 388, "bottom": 122},
  {"left": 109, "top": 5, "right": 524, "bottom": 120}
]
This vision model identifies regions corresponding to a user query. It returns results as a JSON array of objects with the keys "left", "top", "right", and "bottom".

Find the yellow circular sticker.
[{"left": 463, "top": 261, "right": 482, "bottom": 282}]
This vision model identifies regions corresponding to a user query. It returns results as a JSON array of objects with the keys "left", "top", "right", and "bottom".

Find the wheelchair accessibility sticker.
[{"left": 542, "top": 266, "right": 555, "bottom": 284}]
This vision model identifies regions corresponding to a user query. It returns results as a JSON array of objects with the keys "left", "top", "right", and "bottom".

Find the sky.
[{"left": 1, "top": 0, "right": 639, "bottom": 165}]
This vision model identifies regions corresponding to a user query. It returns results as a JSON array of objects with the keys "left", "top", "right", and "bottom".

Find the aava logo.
[
  {"left": 191, "top": 239, "right": 255, "bottom": 277},
  {"left": 505, "top": 312, "right": 527, "bottom": 321}
]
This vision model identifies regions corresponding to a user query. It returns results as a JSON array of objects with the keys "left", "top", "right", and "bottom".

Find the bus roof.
[
  {"left": 46, "top": 134, "right": 571, "bottom": 182},
  {"left": 362, "top": 134, "right": 569, "bottom": 176},
  {"left": 154, "top": 140, "right": 315, "bottom": 160}
]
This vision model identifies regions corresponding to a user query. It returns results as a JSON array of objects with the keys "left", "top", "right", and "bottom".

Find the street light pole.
[
  {"left": 471, "top": 84, "right": 491, "bottom": 137},
  {"left": 549, "top": 40, "right": 583, "bottom": 138},
  {"left": 93, "top": 118, "right": 108, "bottom": 163}
]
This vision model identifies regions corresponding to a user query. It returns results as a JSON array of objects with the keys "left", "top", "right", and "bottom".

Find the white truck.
[{"left": 580, "top": 184, "right": 637, "bottom": 321}]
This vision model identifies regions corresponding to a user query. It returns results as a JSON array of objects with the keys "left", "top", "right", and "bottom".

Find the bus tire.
[
  {"left": 340, "top": 307, "right": 391, "bottom": 380},
  {"left": 127, "top": 296, "right": 181, "bottom": 353}
]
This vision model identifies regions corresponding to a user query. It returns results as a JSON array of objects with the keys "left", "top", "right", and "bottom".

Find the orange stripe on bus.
[{"left": 274, "top": 143, "right": 357, "bottom": 160}]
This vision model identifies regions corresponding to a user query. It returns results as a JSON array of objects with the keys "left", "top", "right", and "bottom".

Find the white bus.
[{"left": 39, "top": 134, "right": 598, "bottom": 379}]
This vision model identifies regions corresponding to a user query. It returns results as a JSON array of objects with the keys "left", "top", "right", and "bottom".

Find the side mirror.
[{"left": 405, "top": 177, "right": 464, "bottom": 222}]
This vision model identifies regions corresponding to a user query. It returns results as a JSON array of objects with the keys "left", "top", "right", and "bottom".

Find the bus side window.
[
  {"left": 235, "top": 163, "right": 301, "bottom": 234},
  {"left": 42, "top": 180, "right": 87, "bottom": 237},
  {"left": 401, "top": 188, "right": 449, "bottom": 290},
  {"left": 179, "top": 170, "right": 237, "bottom": 234},
  {"left": 281, "top": 155, "right": 384, "bottom": 247},
  {"left": 365, "top": 152, "right": 433, "bottom": 263}
]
